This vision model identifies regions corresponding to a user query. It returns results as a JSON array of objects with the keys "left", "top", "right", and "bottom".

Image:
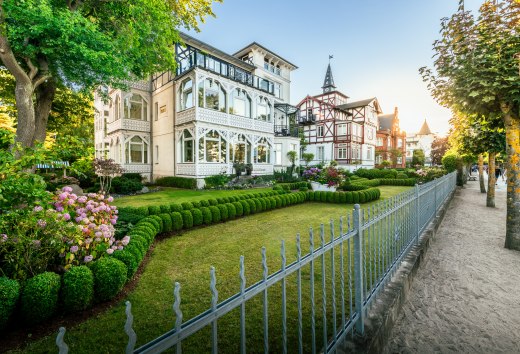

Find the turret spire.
[{"left": 322, "top": 56, "right": 336, "bottom": 93}]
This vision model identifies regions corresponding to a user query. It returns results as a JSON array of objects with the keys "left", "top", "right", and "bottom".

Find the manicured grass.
[
  {"left": 113, "top": 187, "right": 273, "bottom": 207},
  {"left": 14, "top": 186, "right": 410, "bottom": 354}
]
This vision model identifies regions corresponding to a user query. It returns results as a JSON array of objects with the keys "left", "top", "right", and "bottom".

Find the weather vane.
[{"left": 329, "top": 55, "right": 333, "bottom": 63}]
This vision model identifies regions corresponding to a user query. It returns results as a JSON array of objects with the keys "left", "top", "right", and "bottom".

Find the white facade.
[{"left": 94, "top": 33, "right": 299, "bottom": 182}]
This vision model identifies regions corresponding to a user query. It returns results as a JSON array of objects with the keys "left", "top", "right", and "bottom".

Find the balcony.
[
  {"left": 274, "top": 125, "right": 299, "bottom": 138},
  {"left": 176, "top": 107, "right": 274, "bottom": 134},
  {"left": 298, "top": 114, "right": 316, "bottom": 125},
  {"left": 107, "top": 119, "right": 150, "bottom": 134}
]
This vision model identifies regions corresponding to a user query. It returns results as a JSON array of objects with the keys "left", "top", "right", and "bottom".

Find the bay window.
[
  {"left": 179, "top": 78, "right": 193, "bottom": 110},
  {"left": 125, "top": 136, "right": 148, "bottom": 164},
  {"left": 254, "top": 137, "right": 271, "bottom": 163},
  {"left": 124, "top": 94, "right": 148, "bottom": 121},
  {"left": 199, "top": 130, "right": 227, "bottom": 163},
  {"left": 256, "top": 96, "right": 272, "bottom": 121},
  {"left": 198, "top": 78, "right": 226, "bottom": 112},
  {"left": 180, "top": 130, "right": 194, "bottom": 163},
  {"left": 231, "top": 88, "right": 251, "bottom": 117}
]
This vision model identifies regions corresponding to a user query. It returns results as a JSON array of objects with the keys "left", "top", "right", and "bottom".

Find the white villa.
[
  {"left": 405, "top": 119, "right": 436, "bottom": 166},
  {"left": 94, "top": 32, "right": 300, "bottom": 183}
]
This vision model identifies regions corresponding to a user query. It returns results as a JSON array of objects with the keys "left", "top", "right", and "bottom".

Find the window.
[
  {"left": 317, "top": 125, "right": 324, "bottom": 137},
  {"left": 274, "top": 143, "right": 282, "bottom": 165},
  {"left": 198, "top": 78, "right": 226, "bottom": 112},
  {"left": 155, "top": 145, "right": 159, "bottom": 163},
  {"left": 397, "top": 156, "right": 402, "bottom": 164},
  {"left": 125, "top": 136, "right": 148, "bottom": 164},
  {"left": 114, "top": 95, "right": 121, "bottom": 121},
  {"left": 366, "top": 146, "right": 372, "bottom": 160},
  {"left": 290, "top": 143, "right": 297, "bottom": 152},
  {"left": 199, "top": 130, "right": 227, "bottom": 163},
  {"left": 367, "top": 128, "right": 373, "bottom": 140},
  {"left": 256, "top": 96, "right": 272, "bottom": 121},
  {"left": 232, "top": 134, "right": 251, "bottom": 164},
  {"left": 337, "top": 124, "right": 346, "bottom": 136},
  {"left": 179, "top": 78, "right": 193, "bottom": 110},
  {"left": 317, "top": 146, "right": 324, "bottom": 161},
  {"left": 338, "top": 146, "right": 347, "bottom": 159},
  {"left": 154, "top": 102, "right": 158, "bottom": 121},
  {"left": 181, "top": 130, "right": 194, "bottom": 163},
  {"left": 352, "top": 145, "right": 360, "bottom": 160},
  {"left": 231, "top": 89, "right": 251, "bottom": 117},
  {"left": 124, "top": 94, "right": 148, "bottom": 121},
  {"left": 254, "top": 137, "right": 271, "bottom": 163},
  {"left": 274, "top": 83, "right": 282, "bottom": 98}
]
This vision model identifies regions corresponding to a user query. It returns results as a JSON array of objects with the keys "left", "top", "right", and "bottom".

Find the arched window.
[
  {"left": 232, "top": 134, "right": 252, "bottom": 164},
  {"left": 180, "top": 130, "right": 194, "bottom": 163},
  {"left": 230, "top": 88, "right": 251, "bottom": 118},
  {"left": 254, "top": 137, "right": 271, "bottom": 164},
  {"left": 198, "top": 130, "right": 227, "bottom": 163},
  {"left": 256, "top": 96, "right": 271, "bottom": 121},
  {"left": 125, "top": 136, "right": 148, "bottom": 164},
  {"left": 179, "top": 78, "right": 193, "bottom": 111},
  {"left": 198, "top": 78, "right": 226, "bottom": 112},
  {"left": 124, "top": 94, "right": 148, "bottom": 121},
  {"left": 114, "top": 95, "right": 121, "bottom": 121}
]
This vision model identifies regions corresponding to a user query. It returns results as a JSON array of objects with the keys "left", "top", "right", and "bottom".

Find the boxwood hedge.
[
  {"left": 62, "top": 266, "right": 94, "bottom": 313},
  {"left": 21, "top": 272, "right": 61, "bottom": 324},
  {"left": 0, "top": 277, "right": 20, "bottom": 329}
]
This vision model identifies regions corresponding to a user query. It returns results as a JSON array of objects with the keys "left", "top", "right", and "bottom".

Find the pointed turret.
[
  {"left": 322, "top": 63, "right": 336, "bottom": 93},
  {"left": 418, "top": 119, "right": 432, "bottom": 135}
]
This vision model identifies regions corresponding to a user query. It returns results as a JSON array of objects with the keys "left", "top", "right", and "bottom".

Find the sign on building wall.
[{"left": 160, "top": 105, "right": 167, "bottom": 114}]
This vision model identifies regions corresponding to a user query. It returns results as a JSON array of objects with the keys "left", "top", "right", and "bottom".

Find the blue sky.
[{"left": 186, "top": 0, "right": 483, "bottom": 136}]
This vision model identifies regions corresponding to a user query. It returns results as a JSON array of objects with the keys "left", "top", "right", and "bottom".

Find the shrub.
[
  {"left": 352, "top": 191, "right": 360, "bottom": 204},
  {"left": 148, "top": 205, "right": 161, "bottom": 215},
  {"left": 326, "top": 192, "right": 334, "bottom": 203},
  {"left": 308, "top": 191, "right": 315, "bottom": 201},
  {"left": 155, "top": 176, "right": 197, "bottom": 189},
  {"left": 191, "top": 208, "right": 203, "bottom": 226},
  {"left": 200, "top": 207, "right": 213, "bottom": 225},
  {"left": 320, "top": 192, "right": 328, "bottom": 202},
  {"left": 233, "top": 201, "right": 243, "bottom": 216},
  {"left": 226, "top": 203, "right": 237, "bottom": 219},
  {"left": 396, "top": 172, "right": 408, "bottom": 179},
  {"left": 159, "top": 204, "right": 171, "bottom": 213},
  {"left": 379, "top": 178, "right": 416, "bottom": 186},
  {"left": 258, "top": 198, "right": 266, "bottom": 211},
  {"left": 199, "top": 200, "right": 210, "bottom": 207},
  {"left": 146, "top": 216, "right": 163, "bottom": 233},
  {"left": 181, "top": 210, "right": 194, "bottom": 228},
  {"left": 136, "top": 206, "right": 149, "bottom": 216},
  {"left": 62, "top": 266, "right": 94, "bottom": 312},
  {"left": 181, "top": 202, "right": 194, "bottom": 210},
  {"left": 112, "top": 249, "right": 139, "bottom": 278},
  {"left": 21, "top": 272, "right": 61, "bottom": 324},
  {"left": 204, "top": 174, "right": 230, "bottom": 188},
  {"left": 216, "top": 198, "right": 225, "bottom": 204},
  {"left": 215, "top": 204, "right": 228, "bottom": 221},
  {"left": 333, "top": 193, "right": 340, "bottom": 203},
  {"left": 0, "top": 277, "right": 20, "bottom": 329},
  {"left": 111, "top": 176, "right": 143, "bottom": 194},
  {"left": 192, "top": 201, "right": 201, "bottom": 209},
  {"left": 90, "top": 258, "right": 127, "bottom": 302},
  {"left": 209, "top": 206, "right": 221, "bottom": 222},
  {"left": 339, "top": 192, "right": 347, "bottom": 203},
  {"left": 275, "top": 196, "right": 283, "bottom": 208},
  {"left": 170, "top": 212, "right": 184, "bottom": 231},
  {"left": 169, "top": 203, "right": 183, "bottom": 213},
  {"left": 121, "top": 173, "right": 143, "bottom": 181},
  {"left": 299, "top": 186, "right": 308, "bottom": 192},
  {"left": 159, "top": 213, "right": 173, "bottom": 232},
  {"left": 208, "top": 199, "right": 218, "bottom": 206},
  {"left": 359, "top": 191, "right": 367, "bottom": 203},
  {"left": 240, "top": 200, "right": 251, "bottom": 215},
  {"left": 346, "top": 191, "right": 353, "bottom": 203}
]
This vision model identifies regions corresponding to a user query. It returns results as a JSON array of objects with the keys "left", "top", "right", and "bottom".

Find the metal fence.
[{"left": 56, "top": 172, "right": 457, "bottom": 354}]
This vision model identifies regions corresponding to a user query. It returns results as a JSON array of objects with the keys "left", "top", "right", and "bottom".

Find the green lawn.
[
  {"left": 113, "top": 187, "right": 273, "bottom": 207},
  {"left": 12, "top": 186, "right": 409, "bottom": 354}
]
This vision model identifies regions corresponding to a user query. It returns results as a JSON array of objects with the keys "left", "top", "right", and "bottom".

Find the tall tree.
[
  {"left": 0, "top": 0, "right": 220, "bottom": 149},
  {"left": 412, "top": 149, "right": 425, "bottom": 167},
  {"left": 420, "top": 0, "right": 520, "bottom": 250}
]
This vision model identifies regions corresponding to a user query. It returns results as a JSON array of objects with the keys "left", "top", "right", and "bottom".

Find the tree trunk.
[
  {"left": 487, "top": 152, "right": 496, "bottom": 208},
  {"left": 478, "top": 154, "right": 486, "bottom": 193},
  {"left": 34, "top": 79, "right": 57, "bottom": 143},
  {"left": 14, "top": 80, "right": 37, "bottom": 148},
  {"left": 502, "top": 105, "right": 520, "bottom": 250}
]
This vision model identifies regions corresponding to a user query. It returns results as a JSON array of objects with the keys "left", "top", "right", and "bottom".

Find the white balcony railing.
[{"left": 107, "top": 119, "right": 150, "bottom": 134}]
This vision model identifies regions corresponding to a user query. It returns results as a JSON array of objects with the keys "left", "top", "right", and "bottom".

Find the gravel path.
[{"left": 385, "top": 178, "right": 520, "bottom": 354}]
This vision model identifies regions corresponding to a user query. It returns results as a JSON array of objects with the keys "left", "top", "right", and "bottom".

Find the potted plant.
[
  {"left": 303, "top": 165, "right": 343, "bottom": 192},
  {"left": 245, "top": 163, "right": 253, "bottom": 176},
  {"left": 233, "top": 162, "right": 246, "bottom": 177}
]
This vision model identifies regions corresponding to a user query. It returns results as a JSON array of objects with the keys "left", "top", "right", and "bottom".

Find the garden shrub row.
[
  {"left": 306, "top": 188, "right": 381, "bottom": 204},
  {"left": 155, "top": 176, "right": 197, "bottom": 189},
  {"left": 340, "top": 178, "right": 417, "bottom": 191},
  {"left": 379, "top": 178, "right": 416, "bottom": 186},
  {"left": 275, "top": 181, "right": 311, "bottom": 191},
  {"left": 118, "top": 190, "right": 287, "bottom": 224}
]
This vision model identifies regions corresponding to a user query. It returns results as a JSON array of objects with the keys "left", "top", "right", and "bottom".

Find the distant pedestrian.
[
  {"left": 502, "top": 168, "right": 507, "bottom": 182},
  {"left": 495, "top": 166, "right": 502, "bottom": 185}
]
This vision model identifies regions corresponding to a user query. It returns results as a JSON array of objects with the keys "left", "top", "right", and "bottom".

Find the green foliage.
[
  {"left": 112, "top": 249, "right": 139, "bottom": 279},
  {"left": 209, "top": 206, "right": 221, "bottom": 223},
  {"left": 169, "top": 203, "right": 183, "bottom": 212},
  {"left": 191, "top": 208, "right": 203, "bottom": 226},
  {"left": 204, "top": 174, "right": 230, "bottom": 188},
  {"left": 21, "top": 272, "right": 61, "bottom": 324},
  {"left": 226, "top": 203, "right": 236, "bottom": 219},
  {"left": 90, "top": 258, "right": 127, "bottom": 302},
  {"left": 200, "top": 207, "right": 212, "bottom": 225},
  {"left": 355, "top": 168, "right": 398, "bottom": 180},
  {"left": 379, "top": 178, "right": 417, "bottom": 186},
  {"left": 352, "top": 192, "right": 360, "bottom": 204},
  {"left": 233, "top": 201, "right": 243, "bottom": 217},
  {"left": 181, "top": 202, "right": 194, "bottom": 210},
  {"left": 170, "top": 212, "right": 184, "bottom": 231},
  {"left": 396, "top": 173, "right": 408, "bottom": 179},
  {"left": 0, "top": 277, "right": 20, "bottom": 329},
  {"left": 180, "top": 210, "right": 194, "bottom": 229},
  {"left": 240, "top": 200, "right": 251, "bottom": 215},
  {"left": 111, "top": 176, "right": 143, "bottom": 195},
  {"left": 217, "top": 204, "right": 228, "bottom": 221},
  {"left": 155, "top": 177, "right": 197, "bottom": 189},
  {"left": 62, "top": 266, "right": 94, "bottom": 313},
  {"left": 412, "top": 149, "right": 426, "bottom": 166},
  {"left": 442, "top": 153, "right": 459, "bottom": 173},
  {"left": 148, "top": 205, "right": 161, "bottom": 215},
  {"left": 159, "top": 213, "right": 173, "bottom": 232}
]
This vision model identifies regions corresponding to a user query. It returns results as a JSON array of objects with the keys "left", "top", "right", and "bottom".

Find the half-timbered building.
[
  {"left": 296, "top": 64, "right": 379, "bottom": 170},
  {"left": 94, "top": 33, "right": 299, "bottom": 183}
]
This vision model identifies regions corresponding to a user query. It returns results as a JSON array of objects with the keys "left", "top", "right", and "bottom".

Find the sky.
[{"left": 186, "top": 0, "right": 484, "bottom": 136}]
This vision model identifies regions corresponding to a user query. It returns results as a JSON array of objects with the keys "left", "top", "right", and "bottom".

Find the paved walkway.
[{"left": 385, "top": 177, "right": 520, "bottom": 353}]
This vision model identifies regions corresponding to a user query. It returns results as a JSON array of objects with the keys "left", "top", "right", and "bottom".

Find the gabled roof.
[
  {"left": 378, "top": 114, "right": 395, "bottom": 130},
  {"left": 233, "top": 42, "right": 298, "bottom": 69},
  {"left": 418, "top": 119, "right": 432, "bottom": 135},
  {"left": 179, "top": 32, "right": 255, "bottom": 72},
  {"left": 322, "top": 63, "right": 336, "bottom": 92},
  {"left": 336, "top": 97, "right": 381, "bottom": 112}
]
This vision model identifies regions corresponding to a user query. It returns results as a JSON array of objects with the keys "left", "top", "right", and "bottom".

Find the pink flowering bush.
[
  {"left": 303, "top": 166, "right": 343, "bottom": 187},
  {"left": 0, "top": 187, "right": 129, "bottom": 280}
]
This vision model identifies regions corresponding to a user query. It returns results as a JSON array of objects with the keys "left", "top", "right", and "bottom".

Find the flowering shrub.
[
  {"left": 0, "top": 187, "right": 128, "bottom": 280},
  {"left": 303, "top": 166, "right": 343, "bottom": 187}
]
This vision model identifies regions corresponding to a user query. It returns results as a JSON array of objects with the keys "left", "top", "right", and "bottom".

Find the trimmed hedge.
[
  {"left": 379, "top": 178, "right": 416, "bottom": 186},
  {"left": 171, "top": 212, "right": 184, "bottom": 231},
  {"left": 62, "top": 266, "right": 94, "bottom": 313},
  {"left": 155, "top": 176, "right": 197, "bottom": 189},
  {"left": 306, "top": 188, "right": 381, "bottom": 204},
  {"left": 0, "top": 277, "right": 20, "bottom": 329},
  {"left": 21, "top": 272, "right": 61, "bottom": 324},
  {"left": 90, "top": 258, "right": 127, "bottom": 302},
  {"left": 275, "top": 181, "right": 311, "bottom": 191},
  {"left": 209, "top": 206, "right": 221, "bottom": 222},
  {"left": 200, "top": 207, "right": 212, "bottom": 225},
  {"left": 181, "top": 210, "right": 194, "bottom": 228},
  {"left": 159, "top": 213, "right": 173, "bottom": 232},
  {"left": 112, "top": 249, "right": 139, "bottom": 278},
  {"left": 191, "top": 208, "right": 203, "bottom": 226}
]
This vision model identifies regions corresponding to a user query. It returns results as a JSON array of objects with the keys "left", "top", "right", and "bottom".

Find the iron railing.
[{"left": 56, "top": 172, "right": 456, "bottom": 353}]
